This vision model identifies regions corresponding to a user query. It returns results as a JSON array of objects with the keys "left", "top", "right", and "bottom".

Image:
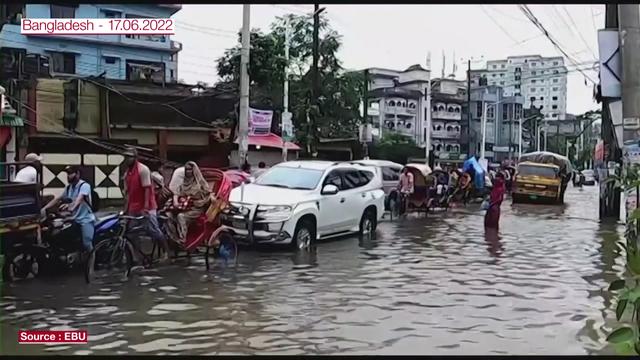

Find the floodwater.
[{"left": 0, "top": 186, "right": 627, "bottom": 355}]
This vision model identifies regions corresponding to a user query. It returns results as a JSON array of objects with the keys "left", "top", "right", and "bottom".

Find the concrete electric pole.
[
  {"left": 237, "top": 4, "right": 251, "bottom": 168},
  {"left": 282, "top": 16, "right": 291, "bottom": 163},
  {"left": 310, "top": 3, "right": 321, "bottom": 158}
]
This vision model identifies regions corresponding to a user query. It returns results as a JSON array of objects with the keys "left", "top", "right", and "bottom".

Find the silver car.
[{"left": 351, "top": 159, "right": 403, "bottom": 209}]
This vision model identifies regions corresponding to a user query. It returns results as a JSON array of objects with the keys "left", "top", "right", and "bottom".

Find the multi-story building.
[
  {"left": 470, "top": 85, "right": 525, "bottom": 163},
  {"left": 0, "top": 4, "right": 182, "bottom": 83},
  {"left": 470, "top": 55, "right": 567, "bottom": 122},
  {"left": 430, "top": 77, "right": 466, "bottom": 162},
  {"left": 365, "top": 65, "right": 431, "bottom": 147}
]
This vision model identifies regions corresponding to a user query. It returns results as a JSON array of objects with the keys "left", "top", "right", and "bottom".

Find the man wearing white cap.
[{"left": 14, "top": 153, "right": 42, "bottom": 183}]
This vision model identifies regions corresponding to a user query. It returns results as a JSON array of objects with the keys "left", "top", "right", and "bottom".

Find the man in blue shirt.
[{"left": 41, "top": 165, "right": 96, "bottom": 252}]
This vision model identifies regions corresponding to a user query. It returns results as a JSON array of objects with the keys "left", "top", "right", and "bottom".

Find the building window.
[
  {"left": 553, "top": 79, "right": 559, "bottom": 83},
  {"left": 475, "top": 102, "right": 482, "bottom": 118},
  {"left": 170, "top": 69, "right": 174, "bottom": 79},
  {"left": 502, "top": 104, "right": 509, "bottom": 120},
  {"left": 553, "top": 70, "right": 559, "bottom": 74},
  {"left": 501, "top": 64, "right": 506, "bottom": 69},
  {"left": 553, "top": 61, "right": 559, "bottom": 66},
  {"left": 532, "top": 71, "right": 537, "bottom": 76},
  {"left": 515, "top": 67, "right": 521, "bottom": 72},
  {"left": 51, "top": 5, "right": 77, "bottom": 18},
  {"left": 515, "top": 84, "right": 520, "bottom": 89},
  {"left": 552, "top": 87, "right": 559, "bottom": 92},
  {"left": 531, "top": 62, "right": 537, "bottom": 67},
  {"left": 540, "top": 97, "right": 544, "bottom": 101},
  {"left": 531, "top": 79, "right": 536, "bottom": 83},
  {"left": 487, "top": 105, "right": 495, "bottom": 119},
  {"left": 552, "top": 96, "right": 558, "bottom": 101},
  {"left": 492, "top": 65, "right": 497, "bottom": 69},
  {"left": 500, "top": 73, "right": 504, "bottom": 77},
  {"left": 552, "top": 104, "right": 558, "bottom": 110},
  {"left": 500, "top": 81, "right": 504, "bottom": 85},
  {"left": 552, "top": 113, "right": 558, "bottom": 118},
  {"left": 492, "top": 74, "right": 496, "bottom": 78},
  {"left": 388, "top": 100, "right": 395, "bottom": 107},
  {"left": 530, "top": 88, "right": 536, "bottom": 92},
  {"left": 102, "top": 10, "right": 121, "bottom": 18},
  {"left": 49, "top": 52, "right": 75, "bottom": 74},
  {"left": 104, "top": 56, "right": 117, "bottom": 64}
]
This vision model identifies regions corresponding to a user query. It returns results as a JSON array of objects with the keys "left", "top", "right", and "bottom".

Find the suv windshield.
[
  {"left": 255, "top": 166, "right": 324, "bottom": 190},
  {"left": 518, "top": 165, "right": 558, "bottom": 178}
]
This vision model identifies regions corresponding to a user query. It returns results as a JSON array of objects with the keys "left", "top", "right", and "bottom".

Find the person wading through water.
[{"left": 484, "top": 172, "right": 506, "bottom": 231}]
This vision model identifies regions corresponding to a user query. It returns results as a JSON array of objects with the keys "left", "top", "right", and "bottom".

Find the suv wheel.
[
  {"left": 292, "top": 219, "right": 315, "bottom": 251},
  {"left": 359, "top": 209, "right": 377, "bottom": 235}
]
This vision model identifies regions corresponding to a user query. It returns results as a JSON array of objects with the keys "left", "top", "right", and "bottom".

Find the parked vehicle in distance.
[
  {"left": 350, "top": 159, "right": 403, "bottom": 210},
  {"left": 222, "top": 161, "right": 386, "bottom": 249},
  {"left": 581, "top": 169, "right": 596, "bottom": 186}
]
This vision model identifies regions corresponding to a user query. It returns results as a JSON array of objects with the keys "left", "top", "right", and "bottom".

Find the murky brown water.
[{"left": 0, "top": 186, "right": 626, "bottom": 355}]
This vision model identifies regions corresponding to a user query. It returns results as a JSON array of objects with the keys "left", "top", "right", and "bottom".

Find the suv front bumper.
[{"left": 222, "top": 203, "right": 293, "bottom": 246}]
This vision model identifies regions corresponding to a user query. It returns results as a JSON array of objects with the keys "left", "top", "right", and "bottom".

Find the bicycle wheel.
[{"left": 85, "top": 237, "right": 133, "bottom": 284}]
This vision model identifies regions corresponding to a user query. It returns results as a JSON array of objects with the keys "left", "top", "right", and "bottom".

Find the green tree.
[
  {"left": 215, "top": 13, "right": 363, "bottom": 147},
  {"left": 370, "top": 133, "right": 424, "bottom": 164}
]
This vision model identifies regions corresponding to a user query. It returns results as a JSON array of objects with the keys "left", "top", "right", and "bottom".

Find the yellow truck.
[{"left": 512, "top": 161, "right": 563, "bottom": 204}]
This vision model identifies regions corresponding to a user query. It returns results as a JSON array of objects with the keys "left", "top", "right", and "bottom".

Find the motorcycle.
[{"left": 2, "top": 207, "right": 120, "bottom": 282}]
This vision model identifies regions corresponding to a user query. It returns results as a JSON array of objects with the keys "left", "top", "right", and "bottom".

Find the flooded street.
[{"left": 0, "top": 186, "right": 626, "bottom": 355}]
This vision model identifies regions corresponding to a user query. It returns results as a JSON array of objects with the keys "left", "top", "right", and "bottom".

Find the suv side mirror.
[{"left": 321, "top": 184, "right": 339, "bottom": 195}]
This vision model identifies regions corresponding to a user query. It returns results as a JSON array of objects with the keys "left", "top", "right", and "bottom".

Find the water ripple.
[{"left": 0, "top": 187, "right": 624, "bottom": 355}]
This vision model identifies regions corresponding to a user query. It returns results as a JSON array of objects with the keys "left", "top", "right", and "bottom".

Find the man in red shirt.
[{"left": 123, "top": 147, "right": 169, "bottom": 262}]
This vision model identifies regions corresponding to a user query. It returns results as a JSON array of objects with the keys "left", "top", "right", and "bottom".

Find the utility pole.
[
  {"left": 362, "top": 68, "right": 369, "bottom": 159},
  {"left": 282, "top": 17, "right": 291, "bottom": 163},
  {"left": 237, "top": 4, "right": 251, "bottom": 168},
  {"left": 518, "top": 115, "right": 523, "bottom": 159},
  {"left": 543, "top": 119, "right": 548, "bottom": 151},
  {"left": 480, "top": 100, "right": 487, "bottom": 161},
  {"left": 425, "top": 85, "right": 432, "bottom": 164},
  {"left": 600, "top": 4, "right": 620, "bottom": 219},
  {"left": 508, "top": 104, "right": 514, "bottom": 163},
  {"left": 466, "top": 59, "right": 472, "bottom": 157},
  {"left": 619, "top": 4, "right": 640, "bottom": 143},
  {"left": 310, "top": 3, "right": 320, "bottom": 158}
]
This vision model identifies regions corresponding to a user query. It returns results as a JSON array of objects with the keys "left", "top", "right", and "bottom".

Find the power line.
[
  {"left": 517, "top": 5, "right": 597, "bottom": 84},
  {"left": 559, "top": 5, "right": 598, "bottom": 59},
  {"left": 481, "top": 5, "right": 521, "bottom": 45}
]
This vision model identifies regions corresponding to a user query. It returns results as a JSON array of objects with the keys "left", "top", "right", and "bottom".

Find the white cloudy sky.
[{"left": 173, "top": 4, "right": 603, "bottom": 115}]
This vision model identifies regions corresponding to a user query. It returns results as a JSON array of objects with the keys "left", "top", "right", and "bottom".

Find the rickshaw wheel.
[{"left": 3, "top": 249, "right": 40, "bottom": 282}]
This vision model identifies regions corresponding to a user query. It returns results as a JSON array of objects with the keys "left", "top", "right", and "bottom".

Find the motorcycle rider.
[{"left": 41, "top": 165, "right": 96, "bottom": 253}]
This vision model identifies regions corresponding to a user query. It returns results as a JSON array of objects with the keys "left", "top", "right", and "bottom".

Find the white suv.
[{"left": 222, "top": 161, "right": 385, "bottom": 249}]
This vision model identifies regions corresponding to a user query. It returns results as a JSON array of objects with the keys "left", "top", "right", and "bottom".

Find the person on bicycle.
[
  {"left": 41, "top": 165, "right": 95, "bottom": 253},
  {"left": 122, "top": 147, "right": 169, "bottom": 262}
]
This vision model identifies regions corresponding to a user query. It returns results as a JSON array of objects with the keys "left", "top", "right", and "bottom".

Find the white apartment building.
[
  {"left": 366, "top": 65, "right": 431, "bottom": 147},
  {"left": 471, "top": 55, "right": 568, "bottom": 121}
]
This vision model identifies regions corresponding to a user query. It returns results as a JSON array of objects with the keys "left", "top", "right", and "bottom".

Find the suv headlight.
[{"left": 256, "top": 205, "right": 293, "bottom": 221}]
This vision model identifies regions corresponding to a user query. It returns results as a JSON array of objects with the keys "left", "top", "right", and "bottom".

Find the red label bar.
[{"left": 18, "top": 330, "right": 88, "bottom": 344}]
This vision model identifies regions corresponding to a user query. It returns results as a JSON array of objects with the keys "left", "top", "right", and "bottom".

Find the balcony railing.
[
  {"left": 432, "top": 110, "right": 461, "bottom": 120},
  {"left": 432, "top": 131, "right": 460, "bottom": 139}
]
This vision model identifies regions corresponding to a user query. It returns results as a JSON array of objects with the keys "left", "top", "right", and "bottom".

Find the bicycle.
[{"left": 85, "top": 213, "right": 164, "bottom": 284}]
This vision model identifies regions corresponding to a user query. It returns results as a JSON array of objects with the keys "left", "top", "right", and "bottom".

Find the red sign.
[{"left": 18, "top": 330, "right": 88, "bottom": 344}]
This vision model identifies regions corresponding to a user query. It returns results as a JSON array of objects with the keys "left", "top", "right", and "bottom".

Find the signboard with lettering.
[{"left": 249, "top": 108, "right": 273, "bottom": 136}]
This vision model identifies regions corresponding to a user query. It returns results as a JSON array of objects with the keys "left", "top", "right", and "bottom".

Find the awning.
[
  {"left": 0, "top": 114, "right": 24, "bottom": 127},
  {"left": 235, "top": 133, "right": 301, "bottom": 151},
  {"left": 0, "top": 127, "right": 12, "bottom": 148}
]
